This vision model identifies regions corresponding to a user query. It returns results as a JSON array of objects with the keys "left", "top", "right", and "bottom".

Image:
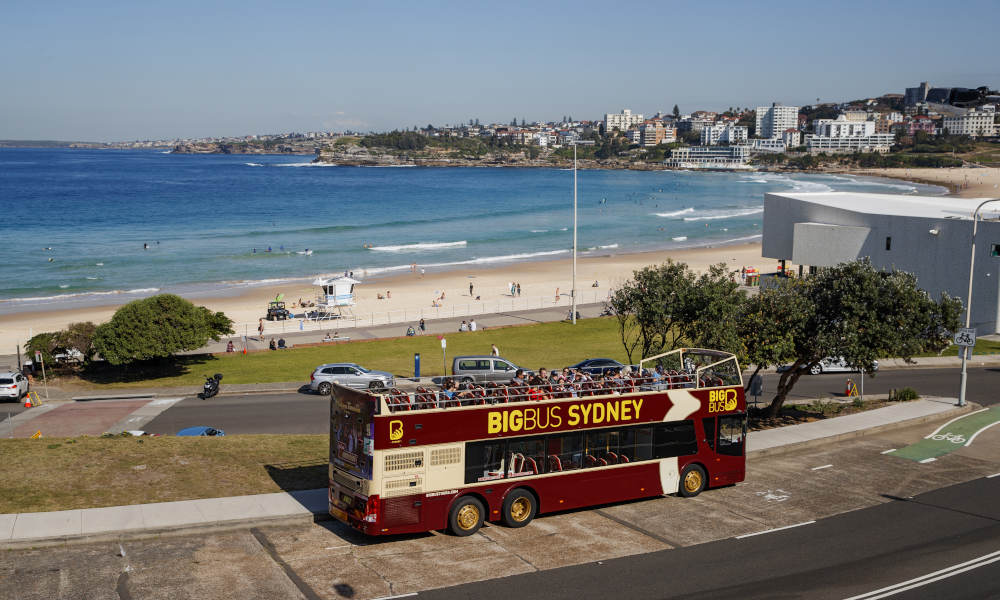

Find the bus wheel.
[
  {"left": 679, "top": 464, "right": 706, "bottom": 497},
  {"left": 502, "top": 489, "right": 536, "bottom": 528},
  {"left": 449, "top": 496, "right": 485, "bottom": 536}
]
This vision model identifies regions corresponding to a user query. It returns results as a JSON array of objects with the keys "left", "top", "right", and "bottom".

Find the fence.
[{"left": 249, "top": 289, "right": 611, "bottom": 337}]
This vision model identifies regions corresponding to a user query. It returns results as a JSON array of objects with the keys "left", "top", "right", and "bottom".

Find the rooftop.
[{"left": 766, "top": 191, "right": 1000, "bottom": 220}]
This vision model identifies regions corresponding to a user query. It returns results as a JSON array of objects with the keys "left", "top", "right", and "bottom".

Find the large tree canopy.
[{"left": 93, "top": 294, "right": 233, "bottom": 365}]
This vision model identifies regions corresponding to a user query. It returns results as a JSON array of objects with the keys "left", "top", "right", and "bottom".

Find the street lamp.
[
  {"left": 959, "top": 198, "right": 1000, "bottom": 407},
  {"left": 570, "top": 139, "right": 595, "bottom": 325}
]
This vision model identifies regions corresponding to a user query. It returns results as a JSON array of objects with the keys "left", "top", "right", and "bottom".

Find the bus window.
[
  {"left": 702, "top": 417, "right": 716, "bottom": 451},
  {"left": 584, "top": 430, "right": 620, "bottom": 467},
  {"left": 507, "top": 438, "right": 545, "bottom": 477},
  {"left": 653, "top": 421, "right": 697, "bottom": 458},
  {"left": 717, "top": 415, "right": 746, "bottom": 456},
  {"left": 620, "top": 426, "right": 653, "bottom": 462},
  {"left": 465, "top": 441, "right": 505, "bottom": 484},
  {"left": 546, "top": 433, "right": 582, "bottom": 472}
]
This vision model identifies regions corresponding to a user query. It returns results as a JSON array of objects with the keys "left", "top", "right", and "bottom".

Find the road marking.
[
  {"left": 924, "top": 408, "right": 989, "bottom": 439},
  {"left": 812, "top": 464, "right": 833, "bottom": 470},
  {"left": 842, "top": 549, "right": 1000, "bottom": 599},
  {"left": 965, "top": 420, "right": 1000, "bottom": 446},
  {"left": 372, "top": 594, "right": 418, "bottom": 600},
  {"left": 918, "top": 457, "right": 936, "bottom": 464},
  {"left": 880, "top": 449, "right": 896, "bottom": 454},
  {"left": 735, "top": 520, "right": 815, "bottom": 539},
  {"left": 987, "top": 472, "right": 1000, "bottom": 479}
]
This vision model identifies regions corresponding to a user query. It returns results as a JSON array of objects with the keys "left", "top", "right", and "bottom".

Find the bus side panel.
[{"left": 533, "top": 462, "right": 664, "bottom": 514}]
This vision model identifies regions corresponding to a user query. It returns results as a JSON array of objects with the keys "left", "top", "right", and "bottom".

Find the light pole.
[
  {"left": 570, "top": 139, "right": 595, "bottom": 324},
  {"left": 959, "top": 198, "right": 1000, "bottom": 407}
]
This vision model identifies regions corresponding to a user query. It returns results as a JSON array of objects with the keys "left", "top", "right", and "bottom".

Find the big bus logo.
[
  {"left": 708, "top": 389, "right": 738, "bottom": 413},
  {"left": 389, "top": 420, "right": 404, "bottom": 442}
]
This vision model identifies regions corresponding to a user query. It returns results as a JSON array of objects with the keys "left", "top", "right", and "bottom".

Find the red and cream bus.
[{"left": 329, "top": 347, "right": 746, "bottom": 536}]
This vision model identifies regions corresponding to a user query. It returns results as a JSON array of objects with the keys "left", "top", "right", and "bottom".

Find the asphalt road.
[
  {"left": 142, "top": 366, "right": 999, "bottom": 434},
  {"left": 422, "top": 476, "right": 1000, "bottom": 600}
]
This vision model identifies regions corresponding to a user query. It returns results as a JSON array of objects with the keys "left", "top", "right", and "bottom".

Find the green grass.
[
  {"left": 0, "top": 435, "right": 327, "bottom": 513},
  {"left": 914, "top": 338, "right": 1000, "bottom": 358},
  {"left": 76, "top": 317, "right": 629, "bottom": 389}
]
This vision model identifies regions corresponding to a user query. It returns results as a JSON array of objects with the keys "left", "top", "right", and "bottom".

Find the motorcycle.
[{"left": 198, "top": 373, "right": 223, "bottom": 399}]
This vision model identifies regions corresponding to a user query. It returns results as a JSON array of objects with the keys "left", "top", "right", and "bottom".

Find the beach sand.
[
  {"left": 846, "top": 167, "right": 1000, "bottom": 198},
  {"left": 0, "top": 243, "right": 774, "bottom": 355}
]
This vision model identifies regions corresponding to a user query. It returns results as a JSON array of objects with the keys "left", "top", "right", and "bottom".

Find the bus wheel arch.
[
  {"left": 447, "top": 494, "right": 488, "bottom": 536},
  {"left": 501, "top": 487, "right": 538, "bottom": 528},
  {"left": 679, "top": 462, "right": 707, "bottom": 497}
]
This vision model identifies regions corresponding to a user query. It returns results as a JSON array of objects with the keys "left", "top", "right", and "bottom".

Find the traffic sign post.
[
  {"left": 957, "top": 327, "right": 976, "bottom": 407},
  {"left": 35, "top": 351, "right": 48, "bottom": 400},
  {"left": 954, "top": 328, "right": 976, "bottom": 347},
  {"left": 440, "top": 337, "right": 447, "bottom": 376}
]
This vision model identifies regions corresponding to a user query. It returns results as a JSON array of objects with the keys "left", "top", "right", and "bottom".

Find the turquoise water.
[{"left": 0, "top": 148, "right": 945, "bottom": 313}]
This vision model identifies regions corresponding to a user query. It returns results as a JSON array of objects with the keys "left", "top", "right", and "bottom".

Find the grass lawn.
[
  {"left": 913, "top": 338, "right": 1000, "bottom": 358},
  {"left": 0, "top": 435, "right": 327, "bottom": 513},
  {"left": 76, "top": 317, "right": 631, "bottom": 389}
]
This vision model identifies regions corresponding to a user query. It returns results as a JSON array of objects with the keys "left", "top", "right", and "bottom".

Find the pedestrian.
[
  {"left": 491, "top": 343, "right": 500, "bottom": 356},
  {"left": 418, "top": 318, "right": 426, "bottom": 332},
  {"left": 459, "top": 320, "right": 469, "bottom": 332},
  {"left": 420, "top": 268, "right": 425, "bottom": 278},
  {"left": 469, "top": 282, "right": 474, "bottom": 296},
  {"left": 469, "top": 318, "right": 477, "bottom": 331},
  {"left": 555, "top": 287, "right": 560, "bottom": 301},
  {"left": 386, "top": 290, "right": 391, "bottom": 299},
  {"left": 258, "top": 318, "right": 264, "bottom": 338},
  {"left": 226, "top": 340, "right": 235, "bottom": 352},
  {"left": 508, "top": 281, "right": 514, "bottom": 296},
  {"left": 516, "top": 282, "right": 521, "bottom": 296}
]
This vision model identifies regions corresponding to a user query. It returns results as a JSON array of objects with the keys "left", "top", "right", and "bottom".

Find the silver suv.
[
  {"left": 0, "top": 371, "right": 29, "bottom": 401},
  {"left": 452, "top": 355, "right": 530, "bottom": 383},
  {"left": 310, "top": 363, "right": 395, "bottom": 395}
]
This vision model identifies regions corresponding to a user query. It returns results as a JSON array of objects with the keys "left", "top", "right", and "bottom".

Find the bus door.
[{"left": 701, "top": 414, "right": 746, "bottom": 486}]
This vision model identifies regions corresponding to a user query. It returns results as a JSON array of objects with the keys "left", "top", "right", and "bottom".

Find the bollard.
[{"left": 414, "top": 353, "right": 421, "bottom": 379}]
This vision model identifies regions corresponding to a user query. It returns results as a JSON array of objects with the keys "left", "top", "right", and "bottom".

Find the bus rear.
[{"left": 328, "top": 385, "right": 379, "bottom": 533}]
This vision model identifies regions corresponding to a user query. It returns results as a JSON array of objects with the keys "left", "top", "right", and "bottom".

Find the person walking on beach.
[
  {"left": 516, "top": 282, "right": 521, "bottom": 296},
  {"left": 469, "top": 282, "right": 474, "bottom": 296},
  {"left": 491, "top": 343, "right": 500, "bottom": 356},
  {"left": 418, "top": 318, "right": 426, "bottom": 332},
  {"left": 555, "top": 287, "right": 560, "bottom": 302},
  {"left": 258, "top": 318, "right": 264, "bottom": 339}
]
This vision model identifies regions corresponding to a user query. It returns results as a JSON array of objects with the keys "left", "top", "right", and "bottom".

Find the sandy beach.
[
  {"left": 845, "top": 167, "right": 1000, "bottom": 198},
  {"left": 0, "top": 243, "right": 773, "bottom": 356}
]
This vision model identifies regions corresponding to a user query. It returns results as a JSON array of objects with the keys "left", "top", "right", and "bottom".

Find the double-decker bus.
[{"left": 329, "top": 348, "right": 746, "bottom": 536}]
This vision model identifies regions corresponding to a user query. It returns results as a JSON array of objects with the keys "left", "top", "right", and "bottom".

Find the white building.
[
  {"left": 762, "top": 191, "right": 1000, "bottom": 333},
  {"left": 782, "top": 128, "right": 801, "bottom": 148},
  {"left": 942, "top": 107, "right": 997, "bottom": 138},
  {"left": 701, "top": 124, "right": 749, "bottom": 145},
  {"left": 605, "top": 109, "right": 644, "bottom": 132},
  {"left": 814, "top": 116, "right": 876, "bottom": 137},
  {"left": 756, "top": 104, "right": 800, "bottom": 139},
  {"left": 666, "top": 145, "right": 751, "bottom": 169},
  {"left": 626, "top": 128, "right": 642, "bottom": 145},
  {"left": 804, "top": 133, "right": 895, "bottom": 153},
  {"left": 752, "top": 138, "right": 787, "bottom": 153}
]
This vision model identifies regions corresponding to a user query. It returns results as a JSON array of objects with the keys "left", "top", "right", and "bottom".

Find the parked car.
[
  {"left": 778, "top": 357, "right": 880, "bottom": 375},
  {"left": 0, "top": 371, "right": 29, "bottom": 401},
  {"left": 310, "top": 363, "right": 395, "bottom": 395},
  {"left": 452, "top": 355, "right": 531, "bottom": 383},
  {"left": 566, "top": 358, "right": 628, "bottom": 377},
  {"left": 177, "top": 426, "right": 225, "bottom": 436}
]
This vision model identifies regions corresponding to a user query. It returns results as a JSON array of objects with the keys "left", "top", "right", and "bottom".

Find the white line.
[
  {"left": 964, "top": 419, "right": 1000, "bottom": 447},
  {"left": 919, "top": 457, "right": 937, "bottom": 464},
  {"left": 987, "top": 472, "right": 1000, "bottom": 478},
  {"left": 812, "top": 464, "right": 833, "bottom": 470},
  {"left": 735, "top": 520, "right": 815, "bottom": 539},
  {"left": 371, "top": 594, "right": 418, "bottom": 600},
  {"left": 843, "top": 550, "right": 1000, "bottom": 599},
  {"left": 880, "top": 449, "right": 897, "bottom": 454},
  {"left": 924, "top": 408, "right": 989, "bottom": 439}
]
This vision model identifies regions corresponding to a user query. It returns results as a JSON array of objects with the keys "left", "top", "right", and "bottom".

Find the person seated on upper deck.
[
  {"left": 510, "top": 369, "right": 525, "bottom": 387},
  {"left": 526, "top": 376, "right": 548, "bottom": 401},
  {"left": 440, "top": 378, "right": 458, "bottom": 402}
]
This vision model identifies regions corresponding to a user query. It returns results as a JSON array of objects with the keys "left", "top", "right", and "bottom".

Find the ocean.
[{"left": 0, "top": 148, "right": 947, "bottom": 314}]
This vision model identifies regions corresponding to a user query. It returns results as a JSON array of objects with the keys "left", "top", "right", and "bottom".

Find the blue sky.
[{"left": 2, "top": 0, "right": 998, "bottom": 142}]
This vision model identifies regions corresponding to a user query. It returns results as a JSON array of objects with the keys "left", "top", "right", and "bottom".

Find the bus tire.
[
  {"left": 449, "top": 496, "right": 485, "bottom": 536},
  {"left": 501, "top": 489, "right": 536, "bottom": 528},
  {"left": 679, "top": 464, "right": 706, "bottom": 497}
]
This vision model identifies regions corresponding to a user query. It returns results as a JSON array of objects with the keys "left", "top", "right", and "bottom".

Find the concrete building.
[
  {"left": 626, "top": 128, "right": 642, "bottom": 145},
  {"left": 782, "top": 128, "right": 801, "bottom": 148},
  {"left": 752, "top": 138, "right": 787, "bottom": 153},
  {"left": 605, "top": 109, "right": 644, "bottom": 132},
  {"left": 639, "top": 121, "right": 672, "bottom": 146},
  {"left": 762, "top": 191, "right": 1000, "bottom": 333},
  {"left": 804, "top": 133, "right": 895, "bottom": 153},
  {"left": 905, "top": 82, "right": 931, "bottom": 107},
  {"left": 814, "top": 116, "right": 876, "bottom": 137},
  {"left": 906, "top": 115, "right": 937, "bottom": 136},
  {"left": 666, "top": 145, "right": 750, "bottom": 168},
  {"left": 700, "top": 123, "right": 748, "bottom": 145},
  {"left": 756, "top": 104, "right": 800, "bottom": 139},
  {"left": 942, "top": 107, "right": 997, "bottom": 138}
]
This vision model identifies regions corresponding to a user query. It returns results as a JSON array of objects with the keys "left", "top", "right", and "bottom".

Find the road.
[{"left": 142, "top": 366, "right": 999, "bottom": 435}]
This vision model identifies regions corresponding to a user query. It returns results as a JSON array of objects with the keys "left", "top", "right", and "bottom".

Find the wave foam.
[
  {"left": 369, "top": 241, "right": 467, "bottom": 252},
  {"left": 654, "top": 208, "right": 695, "bottom": 218},
  {"left": 0, "top": 287, "right": 161, "bottom": 305},
  {"left": 245, "top": 162, "right": 263, "bottom": 167},
  {"left": 274, "top": 162, "right": 337, "bottom": 167},
  {"left": 684, "top": 208, "right": 763, "bottom": 221},
  {"left": 672, "top": 236, "right": 688, "bottom": 242},
  {"left": 599, "top": 244, "right": 619, "bottom": 249}
]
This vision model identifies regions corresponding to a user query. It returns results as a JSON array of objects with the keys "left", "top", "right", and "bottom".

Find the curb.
[
  {"left": 747, "top": 402, "right": 977, "bottom": 458},
  {"left": 73, "top": 393, "right": 158, "bottom": 402}
]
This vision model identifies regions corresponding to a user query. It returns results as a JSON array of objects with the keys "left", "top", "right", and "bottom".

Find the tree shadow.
[
  {"left": 265, "top": 460, "right": 328, "bottom": 492},
  {"left": 78, "top": 354, "right": 219, "bottom": 384}
]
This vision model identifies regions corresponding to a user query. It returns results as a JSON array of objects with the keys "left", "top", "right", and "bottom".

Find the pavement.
[{"left": 0, "top": 396, "right": 973, "bottom": 548}]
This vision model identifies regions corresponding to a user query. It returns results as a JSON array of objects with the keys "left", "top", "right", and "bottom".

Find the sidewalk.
[{"left": 0, "top": 397, "right": 971, "bottom": 547}]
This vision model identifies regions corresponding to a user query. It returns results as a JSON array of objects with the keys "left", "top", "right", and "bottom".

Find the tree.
[
  {"left": 26, "top": 332, "right": 60, "bottom": 366},
  {"left": 737, "top": 280, "right": 810, "bottom": 391},
  {"left": 57, "top": 321, "right": 98, "bottom": 362},
  {"left": 748, "top": 260, "right": 961, "bottom": 417},
  {"left": 672, "top": 104, "right": 680, "bottom": 118},
  {"left": 93, "top": 294, "right": 234, "bottom": 365}
]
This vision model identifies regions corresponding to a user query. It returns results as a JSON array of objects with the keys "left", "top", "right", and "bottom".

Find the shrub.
[{"left": 893, "top": 387, "right": 919, "bottom": 402}]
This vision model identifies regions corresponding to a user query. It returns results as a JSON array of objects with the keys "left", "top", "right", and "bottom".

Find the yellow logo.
[
  {"left": 708, "top": 389, "right": 738, "bottom": 413},
  {"left": 389, "top": 420, "right": 404, "bottom": 442}
]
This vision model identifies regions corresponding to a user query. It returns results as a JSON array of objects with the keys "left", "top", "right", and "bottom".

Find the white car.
[
  {"left": 0, "top": 372, "right": 29, "bottom": 401},
  {"left": 806, "top": 357, "right": 879, "bottom": 375}
]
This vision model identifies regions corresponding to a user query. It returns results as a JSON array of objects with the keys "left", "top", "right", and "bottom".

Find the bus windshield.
[{"left": 330, "top": 387, "right": 375, "bottom": 479}]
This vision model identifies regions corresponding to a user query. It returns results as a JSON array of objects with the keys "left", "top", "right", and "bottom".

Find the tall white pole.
[
  {"left": 959, "top": 198, "right": 1000, "bottom": 407},
  {"left": 572, "top": 144, "right": 578, "bottom": 325}
]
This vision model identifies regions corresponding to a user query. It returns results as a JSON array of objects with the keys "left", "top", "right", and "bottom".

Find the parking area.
[{"left": 3, "top": 416, "right": 998, "bottom": 600}]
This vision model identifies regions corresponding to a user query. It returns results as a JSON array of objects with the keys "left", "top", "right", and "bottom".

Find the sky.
[{"left": 2, "top": 0, "right": 999, "bottom": 142}]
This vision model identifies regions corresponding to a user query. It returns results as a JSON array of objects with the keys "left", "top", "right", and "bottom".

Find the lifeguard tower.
[{"left": 307, "top": 276, "right": 359, "bottom": 320}]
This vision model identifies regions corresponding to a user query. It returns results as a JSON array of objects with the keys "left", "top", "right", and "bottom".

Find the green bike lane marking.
[{"left": 889, "top": 406, "right": 1000, "bottom": 462}]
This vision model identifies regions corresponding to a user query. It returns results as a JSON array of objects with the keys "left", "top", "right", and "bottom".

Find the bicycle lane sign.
[{"left": 888, "top": 406, "right": 1000, "bottom": 462}]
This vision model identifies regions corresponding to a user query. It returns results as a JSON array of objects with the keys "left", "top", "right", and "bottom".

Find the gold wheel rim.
[
  {"left": 683, "top": 470, "right": 703, "bottom": 493},
  {"left": 510, "top": 497, "right": 531, "bottom": 522},
  {"left": 456, "top": 504, "right": 480, "bottom": 530}
]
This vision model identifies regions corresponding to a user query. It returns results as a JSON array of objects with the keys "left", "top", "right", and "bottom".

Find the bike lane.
[{"left": 889, "top": 406, "right": 1000, "bottom": 462}]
